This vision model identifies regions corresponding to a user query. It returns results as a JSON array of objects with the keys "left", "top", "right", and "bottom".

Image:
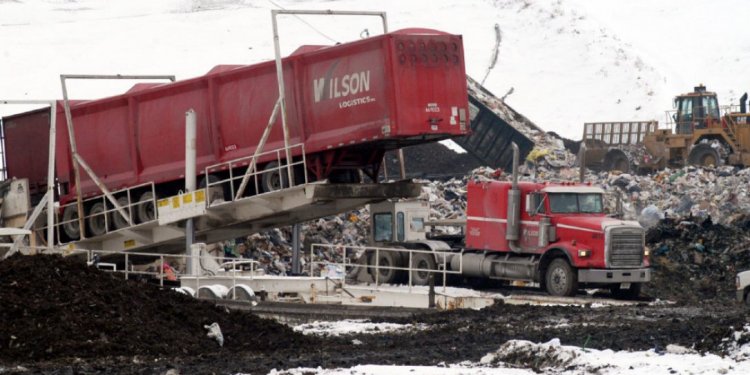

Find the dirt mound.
[
  {"left": 0, "top": 254, "right": 313, "bottom": 364},
  {"left": 644, "top": 216, "right": 750, "bottom": 303}
]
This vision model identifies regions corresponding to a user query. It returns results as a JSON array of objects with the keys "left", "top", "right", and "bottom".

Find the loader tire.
[
  {"left": 688, "top": 143, "right": 720, "bottom": 167},
  {"left": 604, "top": 150, "right": 630, "bottom": 173},
  {"left": 545, "top": 258, "right": 578, "bottom": 297}
]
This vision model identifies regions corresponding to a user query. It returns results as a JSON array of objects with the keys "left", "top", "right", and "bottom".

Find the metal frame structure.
[
  {"left": 267, "top": 9, "right": 405, "bottom": 187},
  {"left": 60, "top": 74, "right": 176, "bottom": 239},
  {"left": 0, "top": 100, "right": 57, "bottom": 252}
]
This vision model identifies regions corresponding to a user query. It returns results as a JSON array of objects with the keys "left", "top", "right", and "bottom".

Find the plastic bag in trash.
[
  {"left": 204, "top": 322, "right": 224, "bottom": 347},
  {"left": 639, "top": 204, "right": 663, "bottom": 228}
]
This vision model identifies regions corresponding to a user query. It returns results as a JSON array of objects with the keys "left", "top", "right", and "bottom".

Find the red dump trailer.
[{"left": 1, "top": 28, "right": 469, "bottom": 240}]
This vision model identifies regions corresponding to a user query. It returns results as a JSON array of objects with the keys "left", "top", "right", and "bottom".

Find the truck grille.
[{"left": 608, "top": 227, "right": 644, "bottom": 268}]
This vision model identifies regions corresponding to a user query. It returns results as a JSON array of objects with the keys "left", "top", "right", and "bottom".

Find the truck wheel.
[
  {"left": 111, "top": 196, "right": 131, "bottom": 229},
  {"left": 62, "top": 205, "right": 81, "bottom": 240},
  {"left": 260, "top": 162, "right": 288, "bottom": 193},
  {"left": 368, "top": 250, "right": 403, "bottom": 284},
  {"left": 136, "top": 191, "right": 156, "bottom": 223},
  {"left": 87, "top": 202, "right": 107, "bottom": 237},
  {"left": 410, "top": 252, "right": 436, "bottom": 286},
  {"left": 545, "top": 258, "right": 578, "bottom": 297},
  {"left": 688, "top": 144, "right": 721, "bottom": 167},
  {"left": 610, "top": 283, "right": 642, "bottom": 300},
  {"left": 200, "top": 174, "right": 229, "bottom": 203}
]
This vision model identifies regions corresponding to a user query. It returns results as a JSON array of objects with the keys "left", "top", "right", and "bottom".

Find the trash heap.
[{"left": 644, "top": 215, "right": 750, "bottom": 303}]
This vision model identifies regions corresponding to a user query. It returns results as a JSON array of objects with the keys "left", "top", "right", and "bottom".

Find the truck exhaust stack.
[{"left": 506, "top": 143, "right": 522, "bottom": 252}]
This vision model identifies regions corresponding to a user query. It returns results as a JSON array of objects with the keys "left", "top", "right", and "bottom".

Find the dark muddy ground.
[{"left": 1, "top": 249, "right": 749, "bottom": 374}]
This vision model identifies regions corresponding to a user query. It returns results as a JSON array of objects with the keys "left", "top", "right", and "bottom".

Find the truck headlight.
[
  {"left": 578, "top": 249, "right": 591, "bottom": 257},
  {"left": 644, "top": 247, "right": 650, "bottom": 257}
]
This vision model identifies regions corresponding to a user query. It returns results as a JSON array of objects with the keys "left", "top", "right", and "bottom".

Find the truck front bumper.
[{"left": 578, "top": 268, "right": 651, "bottom": 283}]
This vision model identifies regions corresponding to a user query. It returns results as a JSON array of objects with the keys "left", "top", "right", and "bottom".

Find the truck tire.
[
  {"left": 610, "top": 283, "right": 642, "bottom": 300},
  {"left": 688, "top": 143, "right": 721, "bottom": 167},
  {"left": 111, "top": 196, "right": 131, "bottom": 229},
  {"left": 200, "top": 174, "right": 229, "bottom": 203},
  {"left": 62, "top": 205, "right": 81, "bottom": 240},
  {"left": 368, "top": 250, "right": 403, "bottom": 284},
  {"left": 410, "top": 252, "right": 437, "bottom": 286},
  {"left": 136, "top": 191, "right": 156, "bottom": 223},
  {"left": 545, "top": 258, "right": 578, "bottom": 297},
  {"left": 604, "top": 150, "right": 630, "bottom": 173},
  {"left": 87, "top": 202, "right": 107, "bottom": 237},
  {"left": 260, "top": 162, "right": 288, "bottom": 193}
]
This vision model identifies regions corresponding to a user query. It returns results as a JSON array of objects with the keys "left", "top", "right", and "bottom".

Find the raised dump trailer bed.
[{"left": 453, "top": 76, "right": 535, "bottom": 170}]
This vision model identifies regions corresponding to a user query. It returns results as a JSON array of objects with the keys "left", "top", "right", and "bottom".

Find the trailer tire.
[
  {"left": 410, "top": 252, "right": 436, "bottom": 286},
  {"left": 260, "top": 162, "right": 289, "bottom": 193},
  {"left": 111, "top": 196, "right": 131, "bottom": 229},
  {"left": 62, "top": 205, "right": 81, "bottom": 240},
  {"left": 87, "top": 202, "right": 107, "bottom": 237},
  {"left": 610, "top": 283, "right": 642, "bottom": 300},
  {"left": 136, "top": 191, "right": 156, "bottom": 223},
  {"left": 368, "top": 249, "right": 403, "bottom": 284},
  {"left": 688, "top": 143, "right": 721, "bottom": 167},
  {"left": 545, "top": 258, "right": 578, "bottom": 297}
]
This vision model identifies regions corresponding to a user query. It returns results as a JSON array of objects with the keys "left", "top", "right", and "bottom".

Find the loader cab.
[
  {"left": 673, "top": 85, "right": 720, "bottom": 134},
  {"left": 369, "top": 200, "right": 429, "bottom": 244}
]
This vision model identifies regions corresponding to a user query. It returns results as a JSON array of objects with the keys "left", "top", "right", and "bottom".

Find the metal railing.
[
  {"left": 309, "top": 243, "right": 462, "bottom": 292},
  {"left": 65, "top": 248, "right": 263, "bottom": 300},
  {"left": 203, "top": 143, "right": 308, "bottom": 207},
  {"left": 53, "top": 182, "right": 157, "bottom": 244}
]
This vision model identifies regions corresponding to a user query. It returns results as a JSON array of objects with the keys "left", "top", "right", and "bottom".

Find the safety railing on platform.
[
  {"left": 66, "top": 248, "right": 264, "bottom": 301},
  {"left": 309, "top": 243, "right": 462, "bottom": 293},
  {"left": 52, "top": 182, "right": 157, "bottom": 244},
  {"left": 203, "top": 143, "right": 308, "bottom": 207}
]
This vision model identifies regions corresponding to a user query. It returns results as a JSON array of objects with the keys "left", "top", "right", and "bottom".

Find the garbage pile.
[{"left": 644, "top": 215, "right": 750, "bottom": 303}]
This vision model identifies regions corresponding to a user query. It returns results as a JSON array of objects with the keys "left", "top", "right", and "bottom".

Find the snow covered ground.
[
  {"left": 1, "top": 0, "right": 748, "bottom": 138},
  {"left": 274, "top": 321, "right": 750, "bottom": 375}
]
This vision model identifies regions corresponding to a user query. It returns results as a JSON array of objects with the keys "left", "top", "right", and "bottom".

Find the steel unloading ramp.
[{"left": 63, "top": 180, "right": 421, "bottom": 254}]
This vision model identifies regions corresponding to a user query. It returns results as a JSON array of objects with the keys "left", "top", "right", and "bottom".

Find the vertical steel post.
[
  {"left": 60, "top": 77, "right": 86, "bottom": 238},
  {"left": 46, "top": 103, "right": 56, "bottom": 249},
  {"left": 271, "top": 11, "right": 295, "bottom": 187},
  {"left": 185, "top": 109, "right": 197, "bottom": 274},
  {"left": 292, "top": 223, "right": 301, "bottom": 274}
]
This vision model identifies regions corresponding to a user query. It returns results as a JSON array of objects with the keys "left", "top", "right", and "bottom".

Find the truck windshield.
[{"left": 549, "top": 193, "right": 603, "bottom": 214}]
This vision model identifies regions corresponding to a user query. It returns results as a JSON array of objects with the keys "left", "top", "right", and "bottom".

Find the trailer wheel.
[
  {"left": 545, "top": 258, "right": 578, "bottom": 297},
  {"left": 410, "top": 252, "right": 436, "bottom": 286},
  {"left": 368, "top": 249, "right": 403, "bottom": 284},
  {"left": 610, "top": 283, "right": 642, "bottom": 300},
  {"left": 111, "top": 196, "right": 131, "bottom": 230},
  {"left": 61, "top": 205, "right": 81, "bottom": 240},
  {"left": 260, "top": 162, "right": 289, "bottom": 193},
  {"left": 87, "top": 202, "right": 107, "bottom": 237},
  {"left": 136, "top": 191, "right": 156, "bottom": 223},
  {"left": 688, "top": 143, "right": 721, "bottom": 167},
  {"left": 200, "top": 174, "right": 230, "bottom": 203}
]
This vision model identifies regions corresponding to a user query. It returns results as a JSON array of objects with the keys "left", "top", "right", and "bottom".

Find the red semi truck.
[
  {"left": 1, "top": 28, "right": 469, "bottom": 241},
  {"left": 369, "top": 146, "right": 651, "bottom": 298}
]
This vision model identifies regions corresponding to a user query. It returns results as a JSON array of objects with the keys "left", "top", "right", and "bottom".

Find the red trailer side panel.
[{"left": 2, "top": 108, "right": 50, "bottom": 196}]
